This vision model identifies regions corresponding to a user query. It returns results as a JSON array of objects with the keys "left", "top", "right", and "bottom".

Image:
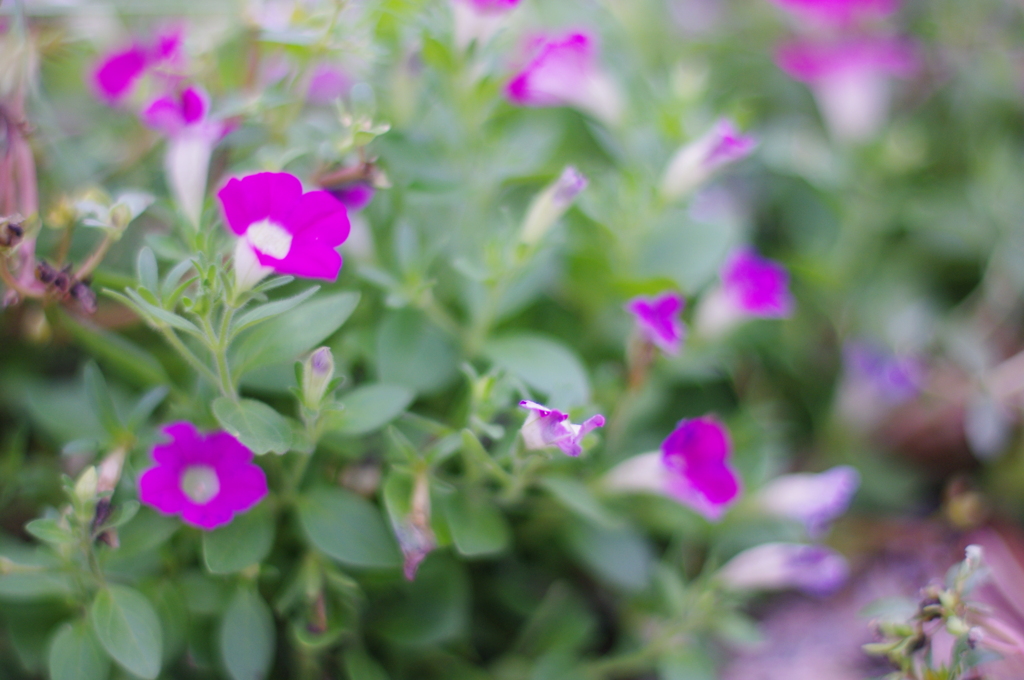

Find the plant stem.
[{"left": 159, "top": 326, "right": 221, "bottom": 389}]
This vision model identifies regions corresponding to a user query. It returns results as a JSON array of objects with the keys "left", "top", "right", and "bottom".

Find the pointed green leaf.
[
  {"left": 89, "top": 585, "right": 163, "bottom": 679},
  {"left": 203, "top": 502, "right": 275, "bottom": 574},
  {"left": 212, "top": 397, "right": 292, "bottom": 455},
  {"left": 323, "top": 384, "right": 415, "bottom": 437},
  {"left": 231, "top": 285, "right": 320, "bottom": 336},
  {"left": 297, "top": 487, "right": 401, "bottom": 569},
  {"left": 439, "top": 490, "right": 510, "bottom": 557},
  {"left": 220, "top": 587, "right": 275, "bottom": 680},
  {"left": 48, "top": 621, "right": 110, "bottom": 680}
]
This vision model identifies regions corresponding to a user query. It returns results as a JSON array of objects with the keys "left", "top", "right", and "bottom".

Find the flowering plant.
[{"left": 0, "top": 2, "right": 1021, "bottom": 680}]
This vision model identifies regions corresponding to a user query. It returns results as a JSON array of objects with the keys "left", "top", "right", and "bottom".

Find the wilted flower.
[
  {"left": 777, "top": 38, "right": 919, "bottom": 143},
  {"left": 217, "top": 172, "right": 351, "bottom": 291},
  {"left": 756, "top": 465, "right": 860, "bottom": 537},
  {"left": 506, "top": 32, "right": 623, "bottom": 125},
  {"left": 717, "top": 542, "right": 849, "bottom": 595},
  {"left": 625, "top": 291, "right": 686, "bottom": 356},
  {"left": 138, "top": 422, "right": 268, "bottom": 530},
  {"left": 392, "top": 472, "right": 436, "bottom": 581},
  {"left": 329, "top": 183, "right": 376, "bottom": 213},
  {"left": 143, "top": 85, "right": 226, "bottom": 226},
  {"left": 452, "top": 0, "right": 522, "bottom": 50},
  {"left": 605, "top": 416, "right": 742, "bottom": 521},
  {"left": 93, "top": 29, "right": 183, "bottom": 103},
  {"left": 520, "top": 166, "right": 588, "bottom": 245},
  {"left": 659, "top": 119, "right": 758, "bottom": 201},
  {"left": 518, "top": 400, "right": 606, "bottom": 458},
  {"left": 695, "top": 247, "right": 794, "bottom": 336}
]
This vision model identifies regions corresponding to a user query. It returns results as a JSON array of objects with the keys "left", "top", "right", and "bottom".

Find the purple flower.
[
  {"left": 605, "top": 416, "right": 742, "bottom": 521},
  {"left": 138, "top": 422, "right": 268, "bottom": 530},
  {"left": 625, "top": 291, "right": 686, "bottom": 355},
  {"left": 518, "top": 400, "right": 606, "bottom": 458},
  {"left": 452, "top": 0, "right": 522, "bottom": 49},
  {"left": 843, "top": 341, "right": 924, "bottom": 404},
  {"left": 717, "top": 543, "right": 849, "bottom": 596},
  {"left": 505, "top": 32, "right": 623, "bottom": 125},
  {"left": 306, "top": 63, "right": 351, "bottom": 104},
  {"left": 660, "top": 119, "right": 758, "bottom": 201},
  {"left": 217, "top": 172, "right": 351, "bottom": 290},
  {"left": 520, "top": 166, "right": 588, "bottom": 244},
  {"left": 141, "top": 86, "right": 209, "bottom": 134},
  {"left": 329, "top": 183, "right": 376, "bottom": 213},
  {"left": 92, "top": 30, "right": 184, "bottom": 103},
  {"left": 757, "top": 466, "right": 860, "bottom": 537},
  {"left": 777, "top": 38, "right": 919, "bottom": 143},
  {"left": 769, "top": 0, "right": 899, "bottom": 29}
]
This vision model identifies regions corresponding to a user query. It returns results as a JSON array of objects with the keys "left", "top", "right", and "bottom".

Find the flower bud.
[
  {"left": 520, "top": 166, "right": 588, "bottom": 245},
  {"left": 659, "top": 119, "right": 757, "bottom": 201},
  {"left": 74, "top": 466, "right": 99, "bottom": 505},
  {"left": 302, "top": 347, "right": 335, "bottom": 409}
]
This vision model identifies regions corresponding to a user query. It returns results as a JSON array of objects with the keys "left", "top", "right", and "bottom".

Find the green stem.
[{"left": 159, "top": 326, "right": 221, "bottom": 389}]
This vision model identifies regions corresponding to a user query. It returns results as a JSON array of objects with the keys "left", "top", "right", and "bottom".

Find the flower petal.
[
  {"left": 138, "top": 466, "right": 187, "bottom": 514},
  {"left": 94, "top": 45, "right": 149, "bottom": 102}
]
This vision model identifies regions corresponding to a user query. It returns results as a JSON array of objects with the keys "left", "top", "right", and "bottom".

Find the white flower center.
[
  {"left": 246, "top": 219, "right": 293, "bottom": 259},
  {"left": 180, "top": 465, "right": 220, "bottom": 504}
]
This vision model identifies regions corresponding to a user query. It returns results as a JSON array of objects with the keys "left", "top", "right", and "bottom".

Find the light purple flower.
[
  {"left": 306, "top": 63, "right": 351, "bottom": 104},
  {"left": 660, "top": 119, "right": 758, "bottom": 201},
  {"left": 518, "top": 400, "right": 606, "bottom": 458},
  {"left": 769, "top": 0, "right": 899, "bottom": 29},
  {"left": 505, "top": 32, "right": 623, "bottom": 124},
  {"left": 138, "top": 422, "right": 268, "bottom": 531},
  {"left": 717, "top": 542, "right": 849, "bottom": 596},
  {"left": 757, "top": 466, "right": 860, "bottom": 537},
  {"left": 625, "top": 291, "right": 686, "bottom": 355},
  {"left": 843, "top": 341, "right": 924, "bottom": 404},
  {"left": 217, "top": 172, "right": 351, "bottom": 290},
  {"left": 452, "top": 0, "right": 522, "bottom": 49},
  {"left": 520, "top": 166, "right": 588, "bottom": 244},
  {"left": 92, "top": 30, "right": 184, "bottom": 103},
  {"left": 605, "top": 416, "right": 742, "bottom": 521},
  {"left": 777, "top": 38, "right": 919, "bottom": 143}
]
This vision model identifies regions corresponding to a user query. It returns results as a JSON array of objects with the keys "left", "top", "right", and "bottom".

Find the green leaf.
[
  {"left": 160, "top": 257, "right": 197, "bottom": 302},
  {"left": 136, "top": 246, "right": 159, "bottom": 292},
  {"left": 212, "top": 397, "right": 292, "bottom": 455},
  {"left": 123, "top": 288, "right": 203, "bottom": 336},
  {"left": 297, "top": 487, "right": 401, "bottom": 569},
  {"left": 485, "top": 334, "right": 590, "bottom": 409},
  {"left": 220, "top": 587, "right": 275, "bottom": 680},
  {"left": 658, "top": 648, "right": 716, "bottom": 680},
  {"left": 231, "top": 285, "right": 320, "bottom": 336},
  {"left": 232, "top": 291, "right": 359, "bottom": 373},
  {"left": 97, "top": 500, "right": 140, "bottom": 532},
  {"left": 89, "top": 585, "right": 163, "bottom": 679},
  {"left": 343, "top": 649, "right": 390, "bottom": 680},
  {"left": 376, "top": 309, "right": 460, "bottom": 394},
  {"left": 565, "top": 520, "right": 653, "bottom": 592},
  {"left": 0, "top": 572, "right": 75, "bottom": 600},
  {"left": 540, "top": 477, "right": 624, "bottom": 530},
  {"left": 373, "top": 553, "right": 469, "bottom": 646},
  {"left": 48, "top": 621, "right": 110, "bottom": 680},
  {"left": 439, "top": 490, "right": 510, "bottom": 557},
  {"left": 60, "top": 314, "right": 168, "bottom": 387},
  {"left": 126, "top": 386, "right": 169, "bottom": 430},
  {"left": 24, "top": 518, "right": 74, "bottom": 545},
  {"left": 83, "top": 362, "right": 123, "bottom": 437},
  {"left": 324, "top": 384, "right": 415, "bottom": 437},
  {"left": 639, "top": 213, "right": 737, "bottom": 294},
  {"left": 203, "top": 503, "right": 275, "bottom": 574}
]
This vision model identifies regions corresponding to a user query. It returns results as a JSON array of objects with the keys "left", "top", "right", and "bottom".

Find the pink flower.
[
  {"left": 452, "top": 0, "right": 522, "bottom": 49},
  {"left": 777, "top": 38, "right": 919, "bottom": 142},
  {"left": 306, "top": 63, "right": 351, "bottom": 104},
  {"left": 757, "top": 466, "right": 860, "bottom": 538},
  {"left": 717, "top": 543, "right": 849, "bottom": 595},
  {"left": 141, "top": 85, "right": 209, "bottom": 133},
  {"left": 605, "top": 416, "right": 742, "bottom": 521},
  {"left": 625, "top": 291, "right": 686, "bottom": 355},
  {"left": 518, "top": 400, "right": 606, "bottom": 458},
  {"left": 92, "top": 29, "right": 184, "bottom": 103},
  {"left": 769, "top": 0, "right": 899, "bottom": 29},
  {"left": 505, "top": 32, "right": 623, "bottom": 125},
  {"left": 217, "top": 172, "right": 351, "bottom": 290},
  {"left": 138, "top": 422, "right": 268, "bottom": 530},
  {"left": 660, "top": 119, "right": 758, "bottom": 200}
]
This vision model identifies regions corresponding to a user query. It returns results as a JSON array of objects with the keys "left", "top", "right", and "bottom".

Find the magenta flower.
[
  {"left": 217, "top": 172, "right": 351, "bottom": 290},
  {"left": 518, "top": 400, "right": 606, "bottom": 458},
  {"left": 757, "top": 466, "right": 860, "bottom": 537},
  {"left": 721, "top": 247, "right": 794, "bottom": 318},
  {"left": 625, "top": 292, "right": 686, "bottom": 356},
  {"left": 777, "top": 38, "right": 919, "bottom": 142},
  {"left": 769, "top": 0, "right": 899, "bottom": 29},
  {"left": 506, "top": 32, "right": 623, "bottom": 125},
  {"left": 93, "top": 30, "right": 183, "bottom": 103},
  {"left": 141, "top": 85, "right": 208, "bottom": 133},
  {"left": 138, "top": 422, "right": 268, "bottom": 530},
  {"left": 459, "top": 0, "right": 521, "bottom": 11},
  {"left": 717, "top": 543, "right": 849, "bottom": 596},
  {"left": 605, "top": 416, "right": 742, "bottom": 521},
  {"left": 660, "top": 119, "right": 758, "bottom": 201}
]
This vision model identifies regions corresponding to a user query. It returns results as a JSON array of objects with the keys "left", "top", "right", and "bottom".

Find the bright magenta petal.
[
  {"left": 94, "top": 46, "right": 148, "bottom": 102},
  {"left": 138, "top": 466, "right": 187, "bottom": 514}
]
